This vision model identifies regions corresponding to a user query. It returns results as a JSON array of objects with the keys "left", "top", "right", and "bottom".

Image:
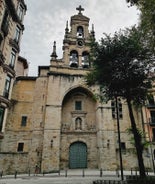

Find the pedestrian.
[{"left": 35, "top": 164, "right": 39, "bottom": 175}]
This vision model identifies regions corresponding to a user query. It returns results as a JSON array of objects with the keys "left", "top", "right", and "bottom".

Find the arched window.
[
  {"left": 69, "top": 50, "right": 78, "bottom": 67},
  {"left": 75, "top": 117, "right": 82, "bottom": 130},
  {"left": 82, "top": 51, "right": 90, "bottom": 68},
  {"left": 77, "top": 26, "right": 84, "bottom": 38}
]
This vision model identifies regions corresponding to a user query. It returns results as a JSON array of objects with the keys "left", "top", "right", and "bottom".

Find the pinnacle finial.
[
  {"left": 91, "top": 24, "right": 95, "bottom": 38},
  {"left": 50, "top": 41, "right": 57, "bottom": 60},
  {"left": 65, "top": 21, "right": 69, "bottom": 33}
]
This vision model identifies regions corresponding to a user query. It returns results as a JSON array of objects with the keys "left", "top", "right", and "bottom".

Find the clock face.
[{"left": 77, "top": 40, "right": 84, "bottom": 46}]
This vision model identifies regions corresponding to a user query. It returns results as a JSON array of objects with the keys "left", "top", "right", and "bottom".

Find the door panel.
[{"left": 69, "top": 142, "right": 87, "bottom": 169}]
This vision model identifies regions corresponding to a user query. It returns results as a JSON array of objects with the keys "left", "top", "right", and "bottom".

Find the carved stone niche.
[{"left": 71, "top": 111, "right": 87, "bottom": 131}]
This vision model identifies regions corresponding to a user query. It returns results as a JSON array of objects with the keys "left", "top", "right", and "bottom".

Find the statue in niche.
[{"left": 75, "top": 117, "right": 82, "bottom": 130}]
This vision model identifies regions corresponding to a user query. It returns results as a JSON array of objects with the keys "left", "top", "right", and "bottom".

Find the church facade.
[{"left": 0, "top": 6, "right": 154, "bottom": 174}]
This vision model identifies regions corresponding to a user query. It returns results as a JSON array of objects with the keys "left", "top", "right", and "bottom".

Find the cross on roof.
[{"left": 76, "top": 5, "right": 84, "bottom": 15}]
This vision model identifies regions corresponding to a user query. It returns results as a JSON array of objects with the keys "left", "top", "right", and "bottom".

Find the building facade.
[
  {"left": 0, "top": 5, "right": 154, "bottom": 174},
  {"left": 0, "top": 0, "right": 27, "bottom": 140}
]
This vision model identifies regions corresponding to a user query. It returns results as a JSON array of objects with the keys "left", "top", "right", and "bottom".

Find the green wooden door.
[{"left": 69, "top": 142, "right": 87, "bottom": 169}]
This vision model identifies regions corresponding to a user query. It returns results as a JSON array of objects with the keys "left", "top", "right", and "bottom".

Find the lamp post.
[{"left": 115, "top": 96, "right": 124, "bottom": 181}]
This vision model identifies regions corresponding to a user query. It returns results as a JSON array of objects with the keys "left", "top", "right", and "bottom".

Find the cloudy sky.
[{"left": 20, "top": 0, "right": 139, "bottom": 76}]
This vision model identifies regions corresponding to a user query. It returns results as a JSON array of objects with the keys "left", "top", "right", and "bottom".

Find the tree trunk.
[{"left": 127, "top": 97, "right": 146, "bottom": 177}]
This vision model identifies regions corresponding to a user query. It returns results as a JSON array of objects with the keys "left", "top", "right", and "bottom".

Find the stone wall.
[{"left": 0, "top": 152, "right": 29, "bottom": 174}]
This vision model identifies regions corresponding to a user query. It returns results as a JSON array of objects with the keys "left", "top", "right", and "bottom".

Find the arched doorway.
[{"left": 69, "top": 142, "right": 87, "bottom": 169}]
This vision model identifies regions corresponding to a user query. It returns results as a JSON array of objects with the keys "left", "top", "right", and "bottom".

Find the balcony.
[
  {"left": 3, "top": 63, "right": 15, "bottom": 78},
  {"left": 0, "top": 95, "right": 11, "bottom": 108}
]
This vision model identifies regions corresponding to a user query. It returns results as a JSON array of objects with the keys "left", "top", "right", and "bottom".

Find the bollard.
[
  {"left": 65, "top": 169, "right": 67, "bottom": 177},
  {"left": 58, "top": 169, "right": 60, "bottom": 176},
  {"left": 14, "top": 170, "right": 17, "bottom": 179},
  {"left": 0, "top": 170, "right": 3, "bottom": 178},
  {"left": 100, "top": 168, "right": 103, "bottom": 177},
  {"left": 116, "top": 169, "right": 119, "bottom": 177},
  {"left": 82, "top": 169, "right": 85, "bottom": 177},
  {"left": 131, "top": 168, "right": 133, "bottom": 175},
  {"left": 28, "top": 169, "right": 30, "bottom": 176}
]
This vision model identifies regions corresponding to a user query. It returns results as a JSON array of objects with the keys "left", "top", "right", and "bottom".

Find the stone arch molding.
[
  {"left": 61, "top": 85, "right": 95, "bottom": 106},
  {"left": 61, "top": 85, "right": 97, "bottom": 132}
]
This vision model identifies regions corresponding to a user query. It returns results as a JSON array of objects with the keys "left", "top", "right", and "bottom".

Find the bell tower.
[{"left": 62, "top": 5, "right": 95, "bottom": 68}]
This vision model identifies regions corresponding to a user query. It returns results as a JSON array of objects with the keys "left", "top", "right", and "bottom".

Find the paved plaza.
[
  {"left": 0, "top": 169, "right": 154, "bottom": 184},
  {"left": 0, "top": 169, "right": 124, "bottom": 184}
]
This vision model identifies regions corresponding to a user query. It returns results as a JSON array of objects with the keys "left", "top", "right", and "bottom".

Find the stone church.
[{"left": 0, "top": 5, "right": 153, "bottom": 174}]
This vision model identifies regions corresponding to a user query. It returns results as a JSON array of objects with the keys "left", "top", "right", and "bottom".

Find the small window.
[
  {"left": 0, "top": 107, "right": 5, "bottom": 131},
  {"left": 21, "top": 116, "right": 27, "bottom": 126},
  {"left": 14, "top": 26, "right": 21, "bottom": 43},
  {"left": 17, "top": 142, "right": 24, "bottom": 152},
  {"left": 121, "top": 142, "right": 126, "bottom": 150},
  {"left": 9, "top": 49, "right": 16, "bottom": 68},
  {"left": 152, "top": 128, "right": 155, "bottom": 142},
  {"left": 3, "top": 75, "right": 11, "bottom": 98},
  {"left": 148, "top": 94, "right": 155, "bottom": 105},
  {"left": 75, "top": 101, "right": 82, "bottom": 110},
  {"left": 150, "top": 111, "right": 155, "bottom": 125},
  {"left": 17, "top": 4, "right": 24, "bottom": 21},
  {"left": 1, "top": 10, "right": 9, "bottom": 36}
]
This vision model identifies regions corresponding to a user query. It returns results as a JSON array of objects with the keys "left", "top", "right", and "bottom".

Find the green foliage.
[
  {"left": 85, "top": 26, "right": 154, "bottom": 177},
  {"left": 127, "top": 128, "right": 150, "bottom": 149},
  {"left": 126, "top": 0, "right": 155, "bottom": 52},
  {"left": 86, "top": 26, "right": 154, "bottom": 105}
]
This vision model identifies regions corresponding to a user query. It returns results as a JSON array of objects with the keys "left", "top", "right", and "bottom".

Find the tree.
[
  {"left": 126, "top": 0, "right": 155, "bottom": 52},
  {"left": 86, "top": 27, "right": 154, "bottom": 177}
]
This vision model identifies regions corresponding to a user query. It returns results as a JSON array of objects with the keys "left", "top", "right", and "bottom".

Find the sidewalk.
[{"left": 0, "top": 169, "right": 154, "bottom": 184}]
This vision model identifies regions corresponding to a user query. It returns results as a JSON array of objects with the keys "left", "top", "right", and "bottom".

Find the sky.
[{"left": 20, "top": 0, "right": 139, "bottom": 76}]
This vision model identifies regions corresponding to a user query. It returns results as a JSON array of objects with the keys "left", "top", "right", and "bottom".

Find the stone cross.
[{"left": 76, "top": 5, "right": 84, "bottom": 14}]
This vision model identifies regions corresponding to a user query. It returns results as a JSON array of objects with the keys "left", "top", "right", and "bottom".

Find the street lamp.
[{"left": 115, "top": 96, "right": 124, "bottom": 181}]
